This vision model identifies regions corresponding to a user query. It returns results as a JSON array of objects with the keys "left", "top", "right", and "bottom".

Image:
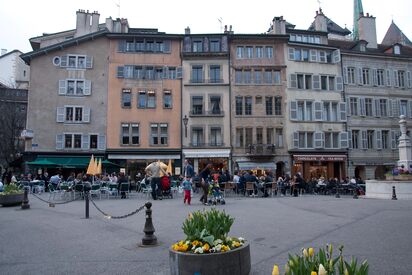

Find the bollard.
[
  {"left": 392, "top": 186, "right": 398, "bottom": 200},
  {"left": 85, "top": 191, "right": 90, "bottom": 219},
  {"left": 21, "top": 186, "right": 30, "bottom": 210},
  {"left": 353, "top": 186, "right": 358, "bottom": 199},
  {"left": 141, "top": 201, "right": 158, "bottom": 246},
  {"left": 335, "top": 185, "right": 340, "bottom": 198}
]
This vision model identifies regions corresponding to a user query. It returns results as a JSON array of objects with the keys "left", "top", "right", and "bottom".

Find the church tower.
[{"left": 353, "top": 0, "right": 364, "bottom": 40}]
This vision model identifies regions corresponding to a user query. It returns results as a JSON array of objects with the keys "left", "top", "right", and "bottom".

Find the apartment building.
[{"left": 181, "top": 28, "right": 231, "bottom": 173}]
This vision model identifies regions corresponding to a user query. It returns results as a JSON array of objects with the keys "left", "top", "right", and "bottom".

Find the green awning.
[
  {"left": 26, "top": 159, "right": 59, "bottom": 167},
  {"left": 27, "top": 157, "right": 119, "bottom": 168}
]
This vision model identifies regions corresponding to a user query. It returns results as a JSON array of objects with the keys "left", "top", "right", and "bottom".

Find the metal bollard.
[
  {"left": 335, "top": 186, "right": 340, "bottom": 198},
  {"left": 392, "top": 186, "right": 398, "bottom": 200},
  {"left": 21, "top": 186, "right": 30, "bottom": 210},
  {"left": 85, "top": 191, "right": 90, "bottom": 219},
  {"left": 141, "top": 201, "right": 158, "bottom": 246}
]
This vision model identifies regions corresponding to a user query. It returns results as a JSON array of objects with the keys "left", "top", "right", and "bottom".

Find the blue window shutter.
[
  {"left": 82, "top": 134, "right": 90, "bottom": 149},
  {"left": 56, "top": 134, "right": 63, "bottom": 149},
  {"left": 117, "top": 66, "right": 124, "bottom": 78},
  {"left": 98, "top": 135, "right": 106, "bottom": 150},
  {"left": 86, "top": 56, "right": 93, "bottom": 69},
  {"left": 56, "top": 107, "right": 65, "bottom": 122}
]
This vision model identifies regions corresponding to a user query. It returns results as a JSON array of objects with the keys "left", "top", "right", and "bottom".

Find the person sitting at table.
[{"left": 245, "top": 171, "right": 259, "bottom": 196}]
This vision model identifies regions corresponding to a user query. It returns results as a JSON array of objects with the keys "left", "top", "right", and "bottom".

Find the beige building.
[
  {"left": 230, "top": 30, "right": 289, "bottom": 177},
  {"left": 181, "top": 29, "right": 231, "bottom": 173}
]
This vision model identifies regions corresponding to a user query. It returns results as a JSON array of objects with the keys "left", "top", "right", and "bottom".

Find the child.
[{"left": 182, "top": 176, "right": 192, "bottom": 205}]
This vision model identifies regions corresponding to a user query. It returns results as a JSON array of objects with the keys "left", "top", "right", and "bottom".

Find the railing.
[
  {"left": 189, "top": 142, "right": 225, "bottom": 147},
  {"left": 244, "top": 144, "right": 276, "bottom": 155},
  {"left": 189, "top": 110, "right": 225, "bottom": 117},
  {"left": 189, "top": 79, "right": 225, "bottom": 84}
]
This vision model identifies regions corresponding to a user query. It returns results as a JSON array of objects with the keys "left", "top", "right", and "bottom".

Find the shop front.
[
  {"left": 182, "top": 149, "right": 231, "bottom": 175},
  {"left": 292, "top": 154, "right": 347, "bottom": 181}
]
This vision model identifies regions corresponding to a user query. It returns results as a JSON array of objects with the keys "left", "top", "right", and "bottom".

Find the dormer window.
[
  {"left": 359, "top": 44, "right": 366, "bottom": 52},
  {"left": 394, "top": 45, "right": 401, "bottom": 55}
]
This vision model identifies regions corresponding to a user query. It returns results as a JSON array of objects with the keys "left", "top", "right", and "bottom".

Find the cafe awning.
[
  {"left": 236, "top": 161, "right": 276, "bottom": 171},
  {"left": 27, "top": 156, "right": 119, "bottom": 168}
]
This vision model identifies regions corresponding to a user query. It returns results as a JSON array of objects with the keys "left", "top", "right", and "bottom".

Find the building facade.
[{"left": 0, "top": 50, "right": 30, "bottom": 89}]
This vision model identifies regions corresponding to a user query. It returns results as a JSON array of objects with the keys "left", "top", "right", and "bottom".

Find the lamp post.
[{"left": 183, "top": 115, "right": 189, "bottom": 138}]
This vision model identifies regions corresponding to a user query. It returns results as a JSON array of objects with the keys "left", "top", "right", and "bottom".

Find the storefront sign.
[{"left": 294, "top": 155, "right": 346, "bottom": 161}]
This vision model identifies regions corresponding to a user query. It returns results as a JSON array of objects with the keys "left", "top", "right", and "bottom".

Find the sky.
[{"left": 1, "top": 0, "right": 411, "bottom": 54}]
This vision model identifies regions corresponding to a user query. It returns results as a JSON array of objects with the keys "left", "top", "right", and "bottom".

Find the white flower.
[
  {"left": 214, "top": 239, "right": 223, "bottom": 245},
  {"left": 319, "top": 264, "right": 327, "bottom": 275},
  {"left": 194, "top": 247, "right": 204, "bottom": 254},
  {"left": 215, "top": 244, "right": 222, "bottom": 252},
  {"left": 238, "top": 237, "right": 245, "bottom": 242}
]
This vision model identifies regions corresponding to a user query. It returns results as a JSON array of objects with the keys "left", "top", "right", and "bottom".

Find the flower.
[
  {"left": 318, "top": 264, "right": 327, "bottom": 275},
  {"left": 202, "top": 243, "right": 210, "bottom": 252},
  {"left": 272, "top": 264, "right": 279, "bottom": 275},
  {"left": 309, "top": 247, "right": 314, "bottom": 257},
  {"left": 311, "top": 272, "right": 317, "bottom": 275},
  {"left": 303, "top": 248, "right": 308, "bottom": 258}
]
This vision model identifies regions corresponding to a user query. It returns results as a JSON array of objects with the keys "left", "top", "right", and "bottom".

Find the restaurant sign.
[{"left": 294, "top": 155, "right": 346, "bottom": 161}]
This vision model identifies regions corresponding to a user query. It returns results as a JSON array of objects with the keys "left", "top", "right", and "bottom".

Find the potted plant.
[
  {"left": 0, "top": 183, "right": 24, "bottom": 207},
  {"left": 169, "top": 208, "right": 250, "bottom": 275}
]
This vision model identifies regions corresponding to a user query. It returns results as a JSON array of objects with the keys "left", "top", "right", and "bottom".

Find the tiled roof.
[
  {"left": 309, "top": 16, "right": 351, "bottom": 36},
  {"left": 381, "top": 21, "right": 412, "bottom": 48}
]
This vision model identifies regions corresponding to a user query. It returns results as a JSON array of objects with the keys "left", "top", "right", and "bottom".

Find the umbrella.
[
  {"left": 96, "top": 158, "right": 102, "bottom": 175},
  {"left": 166, "top": 159, "right": 173, "bottom": 175},
  {"left": 86, "top": 155, "right": 96, "bottom": 175}
]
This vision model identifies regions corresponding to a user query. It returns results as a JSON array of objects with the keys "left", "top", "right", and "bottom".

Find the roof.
[
  {"left": 381, "top": 21, "right": 412, "bottom": 48},
  {"left": 308, "top": 15, "right": 351, "bottom": 36},
  {"left": 0, "top": 49, "right": 23, "bottom": 60}
]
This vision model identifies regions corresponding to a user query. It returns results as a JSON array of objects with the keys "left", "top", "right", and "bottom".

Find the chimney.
[
  {"left": 105, "top": 17, "right": 113, "bottom": 32},
  {"left": 75, "top": 9, "right": 87, "bottom": 37},
  {"left": 185, "top": 26, "right": 190, "bottom": 35},
  {"left": 270, "top": 16, "right": 286, "bottom": 34},
  {"left": 358, "top": 13, "right": 377, "bottom": 48},
  {"left": 91, "top": 11, "right": 100, "bottom": 32},
  {"left": 314, "top": 9, "right": 327, "bottom": 32},
  {"left": 1, "top": 49, "right": 7, "bottom": 56}
]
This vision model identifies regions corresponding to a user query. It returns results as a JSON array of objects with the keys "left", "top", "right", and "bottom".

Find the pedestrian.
[
  {"left": 145, "top": 160, "right": 168, "bottom": 200},
  {"left": 199, "top": 163, "right": 212, "bottom": 205},
  {"left": 182, "top": 176, "right": 192, "bottom": 205}
]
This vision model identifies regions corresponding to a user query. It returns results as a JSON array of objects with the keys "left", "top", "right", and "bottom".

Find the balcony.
[
  {"left": 244, "top": 144, "right": 276, "bottom": 155},
  {"left": 189, "top": 142, "right": 225, "bottom": 148},
  {"left": 20, "top": 129, "right": 34, "bottom": 139},
  {"left": 189, "top": 110, "right": 225, "bottom": 117},
  {"left": 188, "top": 79, "right": 226, "bottom": 85}
]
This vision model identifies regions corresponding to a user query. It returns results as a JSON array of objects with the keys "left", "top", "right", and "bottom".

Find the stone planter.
[
  {"left": 0, "top": 193, "right": 24, "bottom": 206},
  {"left": 169, "top": 241, "right": 251, "bottom": 275}
]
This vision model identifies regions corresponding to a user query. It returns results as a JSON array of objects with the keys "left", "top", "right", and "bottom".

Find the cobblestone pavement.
[{"left": 1, "top": 192, "right": 412, "bottom": 274}]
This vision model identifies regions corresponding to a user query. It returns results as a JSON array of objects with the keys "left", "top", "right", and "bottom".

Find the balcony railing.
[
  {"left": 189, "top": 142, "right": 225, "bottom": 147},
  {"left": 242, "top": 144, "right": 276, "bottom": 155},
  {"left": 189, "top": 110, "right": 225, "bottom": 117},
  {"left": 189, "top": 78, "right": 225, "bottom": 84}
]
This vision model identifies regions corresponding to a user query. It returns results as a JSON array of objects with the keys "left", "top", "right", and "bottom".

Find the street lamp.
[{"left": 183, "top": 115, "right": 189, "bottom": 138}]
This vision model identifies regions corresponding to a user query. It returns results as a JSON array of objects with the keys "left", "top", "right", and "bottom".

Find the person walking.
[
  {"left": 199, "top": 163, "right": 212, "bottom": 205},
  {"left": 145, "top": 160, "right": 168, "bottom": 200},
  {"left": 182, "top": 176, "right": 192, "bottom": 205}
]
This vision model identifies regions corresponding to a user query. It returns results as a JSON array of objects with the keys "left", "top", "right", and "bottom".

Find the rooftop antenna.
[
  {"left": 218, "top": 17, "right": 223, "bottom": 32},
  {"left": 317, "top": 0, "right": 322, "bottom": 9}
]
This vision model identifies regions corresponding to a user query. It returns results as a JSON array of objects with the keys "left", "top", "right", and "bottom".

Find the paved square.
[{"left": 1, "top": 192, "right": 412, "bottom": 274}]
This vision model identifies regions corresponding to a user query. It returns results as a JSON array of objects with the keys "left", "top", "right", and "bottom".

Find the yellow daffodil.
[
  {"left": 318, "top": 264, "right": 327, "bottom": 275},
  {"left": 311, "top": 272, "right": 317, "bottom": 275},
  {"left": 309, "top": 247, "right": 314, "bottom": 257},
  {"left": 272, "top": 265, "right": 279, "bottom": 275},
  {"left": 303, "top": 248, "right": 308, "bottom": 258},
  {"left": 188, "top": 213, "right": 193, "bottom": 219},
  {"left": 344, "top": 269, "right": 349, "bottom": 275}
]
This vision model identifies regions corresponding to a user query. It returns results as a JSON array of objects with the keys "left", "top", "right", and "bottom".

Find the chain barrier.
[
  {"left": 30, "top": 192, "right": 80, "bottom": 206},
  {"left": 88, "top": 193, "right": 146, "bottom": 219}
]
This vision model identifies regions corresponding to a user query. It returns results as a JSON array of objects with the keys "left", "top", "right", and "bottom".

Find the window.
[
  {"left": 350, "top": 98, "right": 359, "bottom": 116},
  {"left": 236, "top": 46, "right": 243, "bottom": 58},
  {"left": 379, "top": 99, "right": 387, "bottom": 117},
  {"left": 265, "top": 97, "right": 273, "bottom": 115},
  {"left": 246, "top": 47, "right": 253, "bottom": 58},
  {"left": 347, "top": 67, "right": 356, "bottom": 84},
  {"left": 210, "top": 96, "right": 221, "bottom": 114},
  {"left": 367, "top": 130, "right": 374, "bottom": 149},
  {"left": 244, "top": 70, "right": 251, "bottom": 84},
  {"left": 210, "top": 40, "right": 220, "bottom": 52},
  {"left": 382, "top": 130, "right": 389, "bottom": 149},
  {"left": 192, "top": 96, "right": 203, "bottom": 115},
  {"left": 235, "top": 128, "right": 244, "bottom": 147},
  {"left": 266, "top": 128, "right": 273, "bottom": 144},
  {"left": 64, "top": 106, "right": 85, "bottom": 123},
  {"left": 265, "top": 46, "right": 273, "bottom": 58},
  {"left": 362, "top": 68, "right": 371, "bottom": 85},
  {"left": 274, "top": 71, "right": 281, "bottom": 84},
  {"left": 210, "top": 127, "right": 222, "bottom": 146},
  {"left": 64, "top": 134, "right": 82, "bottom": 149},
  {"left": 191, "top": 127, "right": 204, "bottom": 146},
  {"left": 352, "top": 130, "right": 359, "bottom": 149},
  {"left": 245, "top": 128, "right": 253, "bottom": 146},
  {"left": 324, "top": 132, "right": 339, "bottom": 149},
  {"left": 145, "top": 67, "right": 154, "bottom": 80},
  {"left": 235, "top": 70, "right": 242, "bottom": 84},
  {"left": 400, "top": 100, "right": 408, "bottom": 116},
  {"left": 365, "top": 98, "right": 373, "bottom": 116},
  {"left": 297, "top": 101, "right": 313, "bottom": 121},
  {"left": 274, "top": 97, "right": 282, "bottom": 115},
  {"left": 255, "top": 96, "right": 262, "bottom": 104},
  {"left": 122, "top": 124, "right": 130, "bottom": 145},
  {"left": 169, "top": 67, "right": 177, "bottom": 79},
  {"left": 163, "top": 91, "right": 172, "bottom": 108},
  {"left": 235, "top": 96, "right": 243, "bottom": 115},
  {"left": 296, "top": 74, "right": 312, "bottom": 89},
  {"left": 61, "top": 79, "right": 89, "bottom": 96},
  {"left": 191, "top": 65, "right": 203, "bottom": 83},
  {"left": 192, "top": 40, "right": 203, "bottom": 52},
  {"left": 245, "top": 96, "right": 252, "bottom": 115},
  {"left": 121, "top": 123, "right": 140, "bottom": 145},
  {"left": 121, "top": 89, "right": 131, "bottom": 108},
  {"left": 394, "top": 45, "right": 401, "bottom": 55},
  {"left": 90, "top": 135, "right": 98, "bottom": 149},
  {"left": 319, "top": 51, "right": 326, "bottom": 63},
  {"left": 398, "top": 70, "right": 406, "bottom": 88},
  {"left": 66, "top": 55, "right": 88, "bottom": 69},
  {"left": 264, "top": 70, "right": 272, "bottom": 84},
  {"left": 254, "top": 70, "right": 262, "bottom": 84},
  {"left": 298, "top": 132, "right": 314, "bottom": 148},
  {"left": 256, "top": 128, "right": 263, "bottom": 145},
  {"left": 138, "top": 91, "right": 147, "bottom": 108},
  {"left": 209, "top": 65, "right": 221, "bottom": 83},
  {"left": 255, "top": 47, "right": 263, "bottom": 58},
  {"left": 276, "top": 128, "right": 283, "bottom": 148},
  {"left": 377, "top": 69, "right": 385, "bottom": 86},
  {"left": 150, "top": 123, "right": 168, "bottom": 145}
]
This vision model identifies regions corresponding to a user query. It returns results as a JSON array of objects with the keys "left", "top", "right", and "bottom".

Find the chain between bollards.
[
  {"left": 392, "top": 186, "right": 398, "bottom": 200},
  {"left": 21, "top": 186, "right": 30, "bottom": 210},
  {"left": 141, "top": 201, "right": 158, "bottom": 246}
]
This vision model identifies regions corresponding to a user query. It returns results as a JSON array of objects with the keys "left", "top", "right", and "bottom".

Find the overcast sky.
[{"left": 1, "top": 0, "right": 411, "bottom": 53}]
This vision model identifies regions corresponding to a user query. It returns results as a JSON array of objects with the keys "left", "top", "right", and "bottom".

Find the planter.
[
  {"left": 0, "top": 193, "right": 24, "bottom": 206},
  {"left": 169, "top": 241, "right": 251, "bottom": 275}
]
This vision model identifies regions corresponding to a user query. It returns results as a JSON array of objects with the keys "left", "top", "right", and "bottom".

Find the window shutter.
[
  {"left": 118, "top": 40, "right": 126, "bottom": 52},
  {"left": 393, "top": 70, "right": 399, "bottom": 87},
  {"left": 340, "top": 132, "right": 349, "bottom": 148},
  {"left": 357, "top": 67, "right": 363, "bottom": 85},
  {"left": 392, "top": 100, "right": 399, "bottom": 117},
  {"left": 332, "top": 49, "right": 341, "bottom": 63},
  {"left": 361, "top": 130, "right": 367, "bottom": 149},
  {"left": 346, "top": 97, "right": 351, "bottom": 117},
  {"left": 348, "top": 130, "right": 352, "bottom": 149},
  {"left": 388, "top": 99, "right": 393, "bottom": 117},
  {"left": 117, "top": 66, "right": 124, "bottom": 78},
  {"left": 288, "top": 48, "right": 295, "bottom": 60},
  {"left": 407, "top": 71, "right": 412, "bottom": 88},
  {"left": 339, "top": 102, "right": 347, "bottom": 121},
  {"left": 336, "top": 76, "right": 343, "bottom": 91},
  {"left": 310, "top": 50, "right": 317, "bottom": 62},
  {"left": 56, "top": 107, "right": 65, "bottom": 122},
  {"left": 177, "top": 67, "right": 183, "bottom": 79},
  {"left": 162, "top": 66, "right": 169, "bottom": 79},
  {"left": 293, "top": 132, "right": 299, "bottom": 148},
  {"left": 386, "top": 69, "right": 392, "bottom": 86},
  {"left": 374, "top": 99, "right": 381, "bottom": 117},
  {"left": 83, "top": 107, "right": 90, "bottom": 123},
  {"left": 314, "top": 132, "right": 324, "bottom": 148},
  {"left": 56, "top": 134, "right": 63, "bottom": 149},
  {"left": 343, "top": 67, "right": 348, "bottom": 84},
  {"left": 312, "top": 75, "right": 320, "bottom": 90},
  {"left": 86, "top": 56, "right": 93, "bottom": 69},
  {"left": 60, "top": 55, "right": 68, "bottom": 67},
  {"left": 391, "top": 130, "right": 397, "bottom": 149},
  {"left": 98, "top": 135, "right": 106, "bottom": 150},
  {"left": 372, "top": 69, "right": 378, "bottom": 86},
  {"left": 408, "top": 101, "right": 412, "bottom": 119},
  {"left": 163, "top": 40, "right": 171, "bottom": 53},
  {"left": 59, "top": 80, "right": 67, "bottom": 95},
  {"left": 290, "top": 101, "right": 297, "bottom": 120},
  {"left": 82, "top": 134, "right": 90, "bottom": 149},
  {"left": 289, "top": 74, "right": 297, "bottom": 88},
  {"left": 360, "top": 97, "right": 366, "bottom": 116},
  {"left": 376, "top": 130, "right": 382, "bottom": 150},
  {"left": 84, "top": 80, "right": 91, "bottom": 95},
  {"left": 314, "top": 102, "right": 323, "bottom": 121}
]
